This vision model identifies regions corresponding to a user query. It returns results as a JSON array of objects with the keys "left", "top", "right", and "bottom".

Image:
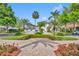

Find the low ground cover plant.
[
  {"left": 54, "top": 43, "right": 79, "bottom": 56},
  {"left": 0, "top": 43, "right": 21, "bottom": 56}
]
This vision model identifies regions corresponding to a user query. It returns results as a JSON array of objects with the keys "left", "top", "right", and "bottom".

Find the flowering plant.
[{"left": 54, "top": 43, "right": 79, "bottom": 56}]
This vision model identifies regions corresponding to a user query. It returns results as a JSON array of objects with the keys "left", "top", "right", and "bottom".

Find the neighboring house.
[
  {"left": 24, "top": 23, "right": 39, "bottom": 33},
  {"left": 8, "top": 26, "right": 18, "bottom": 30},
  {"left": 63, "top": 23, "right": 79, "bottom": 31},
  {"left": 0, "top": 26, "right": 6, "bottom": 31}
]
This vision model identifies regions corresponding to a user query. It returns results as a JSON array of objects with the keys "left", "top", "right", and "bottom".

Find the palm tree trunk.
[
  {"left": 6, "top": 24, "right": 9, "bottom": 32},
  {"left": 53, "top": 25, "right": 56, "bottom": 36},
  {"left": 35, "top": 19, "right": 37, "bottom": 32},
  {"left": 23, "top": 25, "right": 25, "bottom": 31},
  {"left": 35, "top": 19, "right": 36, "bottom": 26}
]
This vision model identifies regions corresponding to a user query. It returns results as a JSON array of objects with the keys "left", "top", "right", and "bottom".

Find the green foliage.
[
  {"left": 1, "top": 34, "right": 79, "bottom": 41},
  {"left": 55, "top": 36, "right": 78, "bottom": 41},
  {"left": 32, "top": 11, "right": 39, "bottom": 26},
  {"left": 1, "top": 35, "right": 29, "bottom": 40},
  {"left": 8, "top": 29, "right": 19, "bottom": 33},
  {"left": 35, "top": 32, "right": 43, "bottom": 35},
  {"left": 15, "top": 35, "right": 30, "bottom": 40},
  {"left": 32, "top": 11, "right": 39, "bottom": 19},
  {"left": 21, "top": 18, "right": 29, "bottom": 30},
  {"left": 0, "top": 3, "right": 16, "bottom": 32},
  {"left": 37, "top": 21, "right": 46, "bottom": 27},
  {"left": 28, "top": 34, "right": 55, "bottom": 40},
  {"left": 58, "top": 3, "right": 79, "bottom": 26},
  {"left": 58, "top": 11, "right": 70, "bottom": 25},
  {"left": 48, "top": 10, "right": 60, "bottom": 35},
  {"left": 55, "top": 32, "right": 65, "bottom": 36},
  {"left": 15, "top": 32, "right": 23, "bottom": 36},
  {"left": 37, "top": 21, "right": 47, "bottom": 33}
]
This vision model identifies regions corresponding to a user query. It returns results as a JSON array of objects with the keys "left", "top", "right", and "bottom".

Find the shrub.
[
  {"left": 55, "top": 32, "right": 65, "bottom": 36},
  {"left": 35, "top": 32, "right": 43, "bottom": 35},
  {"left": 28, "top": 34, "right": 55, "bottom": 40},
  {"left": 17, "top": 35, "right": 30, "bottom": 40},
  {"left": 8, "top": 29, "right": 19, "bottom": 33},
  {"left": 0, "top": 43, "right": 21, "bottom": 56},
  {"left": 15, "top": 32, "right": 23, "bottom": 36},
  {"left": 54, "top": 43, "right": 79, "bottom": 56}
]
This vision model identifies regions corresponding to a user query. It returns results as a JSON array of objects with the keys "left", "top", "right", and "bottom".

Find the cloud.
[{"left": 53, "top": 4, "right": 63, "bottom": 12}]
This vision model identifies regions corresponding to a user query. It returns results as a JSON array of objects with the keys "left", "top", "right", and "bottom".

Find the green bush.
[
  {"left": 19, "top": 35, "right": 30, "bottom": 40},
  {"left": 28, "top": 34, "right": 55, "bottom": 40},
  {"left": 55, "top": 36, "right": 78, "bottom": 41},
  {"left": 35, "top": 32, "right": 43, "bottom": 35},
  {"left": 8, "top": 29, "right": 19, "bottom": 33},
  {"left": 15, "top": 32, "right": 23, "bottom": 36},
  {"left": 55, "top": 32, "right": 65, "bottom": 36}
]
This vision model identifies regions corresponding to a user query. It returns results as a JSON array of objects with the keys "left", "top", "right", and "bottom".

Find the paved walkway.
[{"left": 0, "top": 38, "right": 79, "bottom": 56}]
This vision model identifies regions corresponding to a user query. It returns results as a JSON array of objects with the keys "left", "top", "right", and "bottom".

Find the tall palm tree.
[
  {"left": 32, "top": 11, "right": 39, "bottom": 26},
  {"left": 32, "top": 11, "right": 39, "bottom": 32},
  {"left": 49, "top": 10, "right": 59, "bottom": 35}
]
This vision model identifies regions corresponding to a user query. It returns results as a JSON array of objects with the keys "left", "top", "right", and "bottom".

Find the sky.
[{"left": 9, "top": 3, "right": 70, "bottom": 25}]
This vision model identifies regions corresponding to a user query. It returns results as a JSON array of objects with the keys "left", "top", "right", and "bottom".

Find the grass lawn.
[
  {"left": 0, "top": 35, "right": 29, "bottom": 40},
  {"left": 55, "top": 36, "right": 79, "bottom": 41},
  {"left": 0, "top": 34, "right": 79, "bottom": 41}
]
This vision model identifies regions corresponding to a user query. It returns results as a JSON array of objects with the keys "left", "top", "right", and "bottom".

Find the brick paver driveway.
[{"left": 0, "top": 38, "right": 79, "bottom": 56}]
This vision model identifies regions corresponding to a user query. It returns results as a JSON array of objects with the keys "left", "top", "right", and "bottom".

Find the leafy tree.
[
  {"left": 69, "top": 3, "right": 79, "bottom": 30},
  {"left": 0, "top": 3, "right": 16, "bottom": 32},
  {"left": 3, "top": 17, "right": 16, "bottom": 32},
  {"left": 16, "top": 18, "right": 29, "bottom": 31},
  {"left": 58, "top": 3, "right": 79, "bottom": 32}
]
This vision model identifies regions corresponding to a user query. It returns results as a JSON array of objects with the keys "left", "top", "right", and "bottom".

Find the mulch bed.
[{"left": 0, "top": 43, "right": 21, "bottom": 56}]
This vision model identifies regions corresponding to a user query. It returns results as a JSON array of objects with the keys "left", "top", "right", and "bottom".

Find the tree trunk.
[
  {"left": 53, "top": 25, "right": 56, "bottom": 36},
  {"left": 73, "top": 23, "right": 75, "bottom": 31},
  {"left": 23, "top": 25, "right": 25, "bottom": 31},
  {"left": 65, "top": 24, "right": 66, "bottom": 32},
  {"left": 35, "top": 19, "right": 37, "bottom": 32},
  {"left": 6, "top": 25, "right": 9, "bottom": 32}
]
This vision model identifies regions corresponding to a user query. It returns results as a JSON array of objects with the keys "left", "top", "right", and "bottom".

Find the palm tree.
[
  {"left": 49, "top": 10, "right": 59, "bottom": 35},
  {"left": 32, "top": 11, "right": 39, "bottom": 26}
]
